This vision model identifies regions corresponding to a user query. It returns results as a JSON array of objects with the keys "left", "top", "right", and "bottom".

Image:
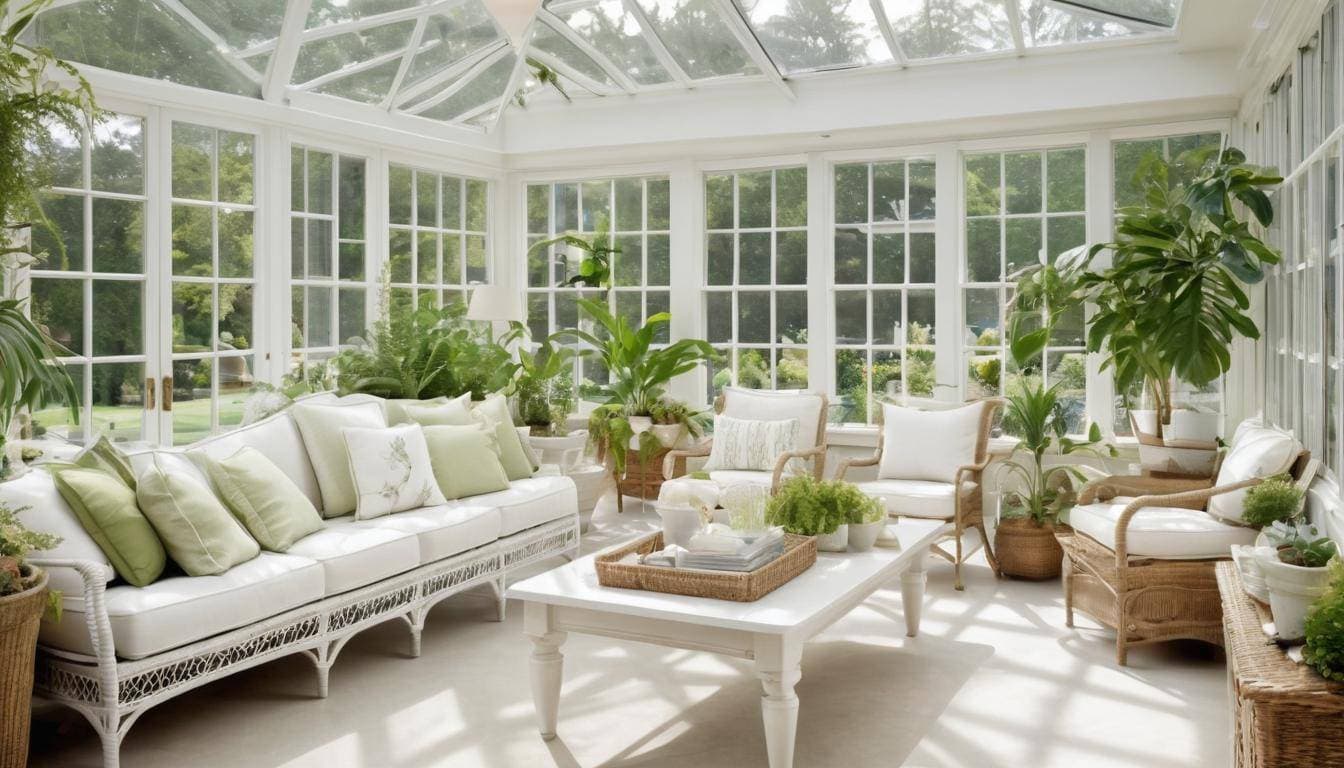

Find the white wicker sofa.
[{"left": 3, "top": 393, "right": 580, "bottom": 768}]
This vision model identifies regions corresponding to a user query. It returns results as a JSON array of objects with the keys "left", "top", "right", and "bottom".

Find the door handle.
[
  {"left": 162, "top": 375, "right": 173, "bottom": 412},
  {"left": 145, "top": 377, "right": 155, "bottom": 411}
]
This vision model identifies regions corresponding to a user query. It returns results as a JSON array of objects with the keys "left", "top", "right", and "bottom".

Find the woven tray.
[{"left": 595, "top": 531, "right": 817, "bottom": 602}]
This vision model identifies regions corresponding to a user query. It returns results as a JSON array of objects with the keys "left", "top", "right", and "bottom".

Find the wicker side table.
[{"left": 1217, "top": 562, "right": 1344, "bottom": 768}]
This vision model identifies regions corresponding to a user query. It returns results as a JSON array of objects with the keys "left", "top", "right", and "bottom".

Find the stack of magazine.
[{"left": 678, "top": 528, "right": 785, "bottom": 572}]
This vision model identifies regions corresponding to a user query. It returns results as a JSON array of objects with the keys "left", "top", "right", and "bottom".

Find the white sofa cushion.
[
  {"left": 341, "top": 424, "right": 447, "bottom": 519},
  {"left": 1071, "top": 500, "right": 1259, "bottom": 559},
  {"left": 720, "top": 387, "right": 825, "bottom": 453},
  {"left": 363, "top": 504, "right": 501, "bottom": 564},
  {"left": 1, "top": 470, "right": 116, "bottom": 593},
  {"left": 127, "top": 449, "right": 210, "bottom": 488},
  {"left": 1205, "top": 425, "right": 1299, "bottom": 524},
  {"left": 40, "top": 552, "right": 324, "bottom": 659},
  {"left": 702, "top": 415, "right": 799, "bottom": 472},
  {"left": 291, "top": 400, "right": 388, "bottom": 517},
  {"left": 856, "top": 478, "right": 975, "bottom": 519},
  {"left": 879, "top": 401, "right": 986, "bottom": 484},
  {"left": 285, "top": 517, "right": 419, "bottom": 595},
  {"left": 455, "top": 475, "right": 577, "bottom": 537},
  {"left": 184, "top": 411, "right": 324, "bottom": 511}
]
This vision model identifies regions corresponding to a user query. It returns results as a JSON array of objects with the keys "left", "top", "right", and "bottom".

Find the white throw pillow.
[
  {"left": 400, "top": 393, "right": 473, "bottom": 426},
  {"left": 720, "top": 387, "right": 824, "bottom": 454},
  {"left": 1206, "top": 425, "right": 1299, "bottom": 524},
  {"left": 702, "top": 415, "right": 800, "bottom": 473},
  {"left": 878, "top": 401, "right": 986, "bottom": 484},
  {"left": 291, "top": 400, "right": 387, "bottom": 517},
  {"left": 341, "top": 424, "right": 447, "bottom": 519}
]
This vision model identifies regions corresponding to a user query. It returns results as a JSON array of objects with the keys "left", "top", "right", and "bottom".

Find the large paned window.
[
  {"left": 290, "top": 146, "right": 367, "bottom": 368},
  {"left": 169, "top": 122, "right": 257, "bottom": 445},
  {"left": 963, "top": 147, "right": 1087, "bottom": 432},
  {"left": 387, "top": 164, "right": 489, "bottom": 314},
  {"left": 703, "top": 167, "right": 808, "bottom": 399},
  {"left": 525, "top": 176, "right": 670, "bottom": 396},
  {"left": 832, "top": 158, "right": 937, "bottom": 423},
  {"left": 29, "top": 114, "right": 148, "bottom": 443}
]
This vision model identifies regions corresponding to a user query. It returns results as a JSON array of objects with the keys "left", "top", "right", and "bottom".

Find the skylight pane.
[
  {"left": 1055, "top": 0, "right": 1178, "bottom": 27},
  {"left": 33, "top": 0, "right": 261, "bottom": 97},
  {"left": 306, "top": 0, "right": 426, "bottom": 29},
  {"left": 735, "top": 0, "right": 892, "bottom": 74},
  {"left": 552, "top": 0, "right": 672, "bottom": 86},
  {"left": 532, "top": 23, "right": 618, "bottom": 89},
  {"left": 881, "top": 0, "right": 1016, "bottom": 60},
  {"left": 1020, "top": 0, "right": 1161, "bottom": 46},
  {"left": 633, "top": 0, "right": 760, "bottom": 79},
  {"left": 401, "top": 4, "right": 505, "bottom": 92},
  {"left": 292, "top": 19, "right": 417, "bottom": 85},
  {"left": 177, "top": 0, "right": 287, "bottom": 50},
  {"left": 419, "top": 54, "right": 516, "bottom": 121},
  {"left": 314, "top": 58, "right": 406, "bottom": 102}
]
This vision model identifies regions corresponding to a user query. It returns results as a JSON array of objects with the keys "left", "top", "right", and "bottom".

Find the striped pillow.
[{"left": 702, "top": 415, "right": 800, "bottom": 473}]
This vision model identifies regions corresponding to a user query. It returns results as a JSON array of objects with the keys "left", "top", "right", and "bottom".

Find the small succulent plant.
[{"left": 1264, "top": 520, "right": 1339, "bottom": 568}]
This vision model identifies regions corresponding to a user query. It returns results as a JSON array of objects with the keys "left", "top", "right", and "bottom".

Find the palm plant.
[{"left": 0, "top": 298, "right": 77, "bottom": 476}]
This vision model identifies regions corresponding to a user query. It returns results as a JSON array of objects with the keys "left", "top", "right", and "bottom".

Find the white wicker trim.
[{"left": 30, "top": 514, "right": 580, "bottom": 768}]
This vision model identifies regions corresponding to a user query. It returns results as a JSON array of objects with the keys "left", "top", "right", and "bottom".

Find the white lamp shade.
[
  {"left": 483, "top": 0, "right": 541, "bottom": 47},
  {"left": 466, "top": 284, "right": 525, "bottom": 323}
]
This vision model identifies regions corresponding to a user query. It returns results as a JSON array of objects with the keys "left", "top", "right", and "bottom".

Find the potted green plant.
[
  {"left": 1305, "top": 560, "right": 1344, "bottom": 681},
  {"left": 0, "top": 502, "right": 61, "bottom": 766},
  {"left": 648, "top": 398, "right": 709, "bottom": 450},
  {"left": 1259, "top": 521, "right": 1339, "bottom": 641},
  {"left": 1241, "top": 475, "right": 1305, "bottom": 528},
  {"left": 508, "top": 333, "right": 584, "bottom": 467},
  {"left": 1017, "top": 146, "right": 1282, "bottom": 476},
  {"left": 846, "top": 492, "right": 886, "bottom": 552},
  {"left": 765, "top": 476, "right": 866, "bottom": 552},
  {"left": 557, "top": 298, "right": 714, "bottom": 478},
  {"left": 526, "top": 218, "right": 618, "bottom": 293}
]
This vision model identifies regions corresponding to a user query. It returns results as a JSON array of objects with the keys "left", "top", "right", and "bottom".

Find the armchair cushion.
[
  {"left": 706, "top": 470, "right": 777, "bottom": 489},
  {"left": 1071, "top": 500, "right": 1258, "bottom": 559},
  {"left": 720, "top": 387, "right": 825, "bottom": 453},
  {"left": 878, "top": 401, "right": 986, "bottom": 484},
  {"left": 702, "top": 415, "right": 799, "bottom": 472},
  {"left": 1205, "top": 425, "right": 1299, "bottom": 524},
  {"left": 853, "top": 478, "right": 976, "bottom": 519}
]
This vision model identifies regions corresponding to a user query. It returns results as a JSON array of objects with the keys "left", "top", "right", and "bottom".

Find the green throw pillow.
[
  {"left": 405, "top": 397, "right": 474, "bottom": 426},
  {"left": 74, "top": 435, "right": 138, "bottom": 490},
  {"left": 51, "top": 466, "right": 165, "bottom": 587},
  {"left": 204, "top": 447, "right": 324, "bottom": 552},
  {"left": 384, "top": 396, "right": 449, "bottom": 425},
  {"left": 137, "top": 459, "right": 260, "bottom": 576},
  {"left": 473, "top": 394, "right": 534, "bottom": 481},
  {"left": 422, "top": 425, "right": 512, "bottom": 500}
]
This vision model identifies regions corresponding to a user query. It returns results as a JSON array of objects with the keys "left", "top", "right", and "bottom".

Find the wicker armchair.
[
  {"left": 1061, "top": 447, "right": 1312, "bottom": 666},
  {"left": 662, "top": 388, "right": 829, "bottom": 494},
  {"left": 835, "top": 398, "right": 1005, "bottom": 591}
]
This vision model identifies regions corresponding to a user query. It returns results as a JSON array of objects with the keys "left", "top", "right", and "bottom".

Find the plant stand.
[
  {"left": 611, "top": 447, "right": 688, "bottom": 514},
  {"left": 0, "top": 571, "right": 47, "bottom": 768},
  {"left": 996, "top": 519, "right": 1065, "bottom": 580}
]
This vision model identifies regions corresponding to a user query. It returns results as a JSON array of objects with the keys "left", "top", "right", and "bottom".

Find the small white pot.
[
  {"left": 650, "top": 424, "right": 688, "bottom": 449},
  {"left": 627, "top": 416, "right": 653, "bottom": 450},
  {"left": 848, "top": 521, "right": 883, "bottom": 552},
  {"left": 815, "top": 525, "right": 849, "bottom": 552},
  {"left": 657, "top": 503, "right": 703, "bottom": 549},
  {"left": 1259, "top": 554, "right": 1335, "bottom": 641},
  {"left": 1166, "top": 410, "right": 1220, "bottom": 444},
  {"left": 527, "top": 429, "right": 588, "bottom": 470}
]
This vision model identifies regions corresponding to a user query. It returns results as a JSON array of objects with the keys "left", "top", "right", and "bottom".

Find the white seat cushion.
[
  {"left": 41, "top": 553, "right": 324, "bottom": 660},
  {"left": 286, "top": 517, "right": 420, "bottom": 595},
  {"left": 456, "top": 475, "right": 576, "bottom": 537},
  {"left": 707, "top": 470, "right": 777, "bottom": 489},
  {"left": 855, "top": 478, "right": 974, "bottom": 519},
  {"left": 1070, "top": 501, "right": 1259, "bottom": 559},
  {"left": 363, "top": 504, "right": 501, "bottom": 564}
]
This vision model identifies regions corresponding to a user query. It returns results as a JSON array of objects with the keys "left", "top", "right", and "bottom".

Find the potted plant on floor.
[
  {"left": 1259, "top": 521, "right": 1339, "bottom": 641},
  {"left": 1017, "top": 146, "right": 1281, "bottom": 476},
  {"left": 508, "top": 333, "right": 584, "bottom": 467},
  {"left": 765, "top": 476, "right": 862, "bottom": 552},
  {"left": 0, "top": 502, "right": 61, "bottom": 767}
]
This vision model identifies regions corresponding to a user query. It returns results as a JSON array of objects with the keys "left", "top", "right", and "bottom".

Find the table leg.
[
  {"left": 524, "top": 603, "right": 567, "bottom": 740},
  {"left": 755, "top": 636, "right": 803, "bottom": 768},
  {"left": 901, "top": 552, "right": 929, "bottom": 638}
]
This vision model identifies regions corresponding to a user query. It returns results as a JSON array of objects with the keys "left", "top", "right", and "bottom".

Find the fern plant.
[
  {"left": 1241, "top": 475, "right": 1304, "bottom": 528},
  {"left": 766, "top": 477, "right": 878, "bottom": 536}
]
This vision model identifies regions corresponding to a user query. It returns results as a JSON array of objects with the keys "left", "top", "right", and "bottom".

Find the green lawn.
[{"left": 32, "top": 391, "right": 249, "bottom": 446}]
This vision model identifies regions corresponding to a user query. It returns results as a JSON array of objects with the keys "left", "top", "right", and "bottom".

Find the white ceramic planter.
[
  {"left": 848, "top": 522, "right": 883, "bottom": 552},
  {"left": 815, "top": 525, "right": 848, "bottom": 552},
  {"left": 1259, "top": 554, "right": 1334, "bottom": 641},
  {"left": 1131, "top": 409, "right": 1219, "bottom": 476},
  {"left": 650, "top": 424, "right": 688, "bottom": 449},
  {"left": 567, "top": 464, "right": 608, "bottom": 533},
  {"left": 657, "top": 503, "right": 703, "bottom": 548},
  {"left": 627, "top": 416, "right": 653, "bottom": 450},
  {"left": 527, "top": 430, "right": 588, "bottom": 470},
  {"left": 1166, "top": 410, "right": 1220, "bottom": 443}
]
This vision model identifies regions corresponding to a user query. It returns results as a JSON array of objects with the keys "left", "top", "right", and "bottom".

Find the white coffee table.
[{"left": 506, "top": 518, "right": 952, "bottom": 768}]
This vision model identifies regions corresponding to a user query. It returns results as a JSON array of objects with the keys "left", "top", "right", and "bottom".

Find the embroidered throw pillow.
[
  {"left": 341, "top": 424, "right": 447, "bottom": 520},
  {"left": 702, "top": 415, "right": 800, "bottom": 473}
]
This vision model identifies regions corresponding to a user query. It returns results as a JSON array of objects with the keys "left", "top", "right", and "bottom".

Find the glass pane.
[
  {"left": 466, "top": 179, "right": 488, "bottom": 231},
  {"left": 736, "top": 348, "right": 770, "bottom": 388},
  {"left": 34, "top": 193, "right": 82, "bottom": 271},
  {"left": 648, "top": 234, "right": 670, "bottom": 285},
  {"left": 835, "top": 227, "right": 866, "bottom": 284},
  {"left": 648, "top": 291, "right": 670, "bottom": 343},
  {"left": 1113, "top": 138, "right": 1163, "bottom": 209},
  {"left": 615, "top": 178, "right": 643, "bottom": 232},
  {"left": 527, "top": 185, "right": 549, "bottom": 234},
  {"left": 388, "top": 165, "right": 412, "bottom": 225},
  {"left": 706, "top": 291, "right": 732, "bottom": 343},
  {"left": 873, "top": 162, "right": 904, "bottom": 222},
  {"left": 873, "top": 290, "right": 902, "bottom": 346},
  {"left": 92, "top": 280, "right": 142, "bottom": 356},
  {"left": 1048, "top": 352, "right": 1087, "bottom": 433},
  {"left": 964, "top": 288, "right": 1001, "bottom": 346},
  {"left": 777, "top": 230, "right": 806, "bottom": 284},
  {"left": 291, "top": 219, "right": 305, "bottom": 279},
  {"left": 219, "top": 285, "right": 253, "bottom": 350},
  {"left": 173, "top": 358, "right": 213, "bottom": 445},
  {"left": 905, "top": 346, "right": 935, "bottom": 397},
  {"left": 173, "top": 281, "right": 212, "bottom": 353},
  {"left": 417, "top": 171, "right": 438, "bottom": 226},
  {"left": 633, "top": 0, "right": 759, "bottom": 79},
  {"left": 1005, "top": 217, "right": 1043, "bottom": 277},
  {"left": 835, "top": 290, "right": 866, "bottom": 345},
  {"left": 313, "top": 58, "right": 402, "bottom": 104},
  {"left": 403, "top": 4, "right": 503, "bottom": 90},
  {"left": 965, "top": 218, "right": 1000, "bottom": 282},
  {"left": 38, "top": 120, "right": 83, "bottom": 189},
  {"left": 835, "top": 164, "right": 868, "bottom": 224},
  {"left": 527, "top": 293, "right": 548, "bottom": 341},
  {"left": 776, "top": 290, "right": 807, "bottom": 343},
  {"left": 291, "top": 286, "right": 305, "bottom": 348},
  {"left": 532, "top": 23, "right": 618, "bottom": 88},
  {"left": 614, "top": 235, "right": 642, "bottom": 287},
  {"left": 835, "top": 350, "right": 866, "bottom": 422},
  {"left": 1046, "top": 215, "right": 1086, "bottom": 261},
  {"left": 308, "top": 286, "right": 333, "bottom": 348},
  {"left": 91, "top": 362, "right": 144, "bottom": 443},
  {"left": 739, "top": 232, "right": 770, "bottom": 284},
  {"left": 909, "top": 160, "right": 936, "bottom": 219},
  {"left": 776, "top": 167, "right": 806, "bottom": 227},
  {"left": 339, "top": 287, "right": 365, "bottom": 344},
  {"left": 776, "top": 348, "right": 808, "bottom": 388},
  {"left": 1047, "top": 147, "right": 1085, "bottom": 212},
  {"left": 873, "top": 350, "right": 902, "bottom": 407},
  {"left": 1005, "top": 152, "right": 1042, "bottom": 214},
  {"left": 91, "top": 198, "right": 143, "bottom": 273},
  {"left": 219, "top": 210, "right": 253, "bottom": 278},
  {"left": 582, "top": 180, "right": 611, "bottom": 231},
  {"left": 218, "top": 354, "right": 253, "bottom": 430},
  {"left": 737, "top": 171, "right": 771, "bottom": 228},
  {"left": 417, "top": 230, "right": 438, "bottom": 284},
  {"left": 1022, "top": 0, "right": 1161, "bottom": 46},
  {"left": 907, "top": 290, "right": 935, "bottom": 343},
  {"left": 556, "top": 0, "right": 672, "bottom": 86},
  {"left": 218, "top": 131, "right": 254, "bottom": 205},
  {"left": 31, "top": 277, "right": 83, "bottom": 356},
  {"left": 465, "top": 234, "right": 487, "bottom": 283},
  {"left": 307, "top": 219, "right": 333, "bottom": 279},
  {"left": 443, "top": 233, "right": 463, "bottom": 284},
  {"left": 648, "top": 178, "right": 670, "bottom": 229},
  {"left": 738, "top": 292, "right": 770, "bottom": 343},
  {"left": 172, "top": 205, "right": 212, "bottom": 277},
  {"left": 873, "top": 232, "right": 903, "bottom": 284},
  {"left": 740, "top": 0, "right": 889, "bottom": 73},
  {"left": 418, "top": 52, "right": 516, "bottom": 122},
  {"left": 884, "top": 0, "right": 1015, "bottom": 59},
  {"left": 91, "top": 114, "right": 144, "bottom": 194},
  {"left": 172, "top": 124, "right": 213, "bottom": 201},
  {"left": 388, "top": 228, "right": 412, "bottom": 282},
  {"left": 307, "top": 151, "right": 333, "bottom": 214},
  {"left": 339, "top": 242, "right": 365, "bottom": 281},
  {"left": 293, "top": 19, "right": 417, "bottom": 83},
  {"left": 555, "top": 182, "right": 579, "bottom": 231},
  {"left": 707, "top": 232, "right": 734, "bottom": 285},
  {"left": 909, "top": 232, "right": 935, "bottom": 284},
  {"left": 706, "top": 174, "right": 733, "bottom": 229},
  {"left": 967, "top": 350, "right": 1001, "bottom": 399},
  {"left": 31, "top": 364, "right": 81, "bottom": 440},
  {"left": 964, "top": 153, "right": 1001, "bottom": 216}
]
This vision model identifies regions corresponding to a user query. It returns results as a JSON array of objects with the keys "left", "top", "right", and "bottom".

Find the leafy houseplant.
[
  {"left": 647, "top": 398, "right": 709, "bottom": 449},
  {"left": 0, "top": 501, "right": 62, "bottom": 766},
  {"left": 1304, "top": 560, "right": 1344, "bottom": 681},
  {"left": 1014, "top": 146, "right": 1281, "bottom": 472},
  {"left": 1241, "top": 475, "right": 1305, "bottom": 528},
  {"left": 1259, "top": 521, "right": 1340, "bottom": 641},
  {"left": 765, "top": 476, "right": 873, "bottom": 552},
  {"left": 509, "top": 334, "right": 576, "bottom": 436},
  {"left": 527, "top": 220, "right": 618, "bottom": 293}
]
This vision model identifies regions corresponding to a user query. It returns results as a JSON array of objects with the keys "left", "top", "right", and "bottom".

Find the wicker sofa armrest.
[
  {"left": 662, "top": 440, "right": 713, "bottom": 481},
  {"left": 28, "top": 558, "right": 119, "bottom": 698},
  {"left": 1077, "top": 474, "right": 1214, "bottom": 506},
  {"left": 1112, "top": 477, "right": 1264, "bottom": 564},
  {"left": 835, "top": 453, "right": 880, "bottom": 481},
  {"left": 770, "top": 445, "right": 827, "bottom": 493}
]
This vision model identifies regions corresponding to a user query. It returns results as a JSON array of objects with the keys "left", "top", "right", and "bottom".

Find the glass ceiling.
[{"left": 31, "top": 0, "right": 1182, "bottom": 132}]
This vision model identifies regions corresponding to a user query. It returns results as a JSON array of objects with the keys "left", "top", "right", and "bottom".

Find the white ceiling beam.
[
  {"left": 528, "top": 48, "right": 622, "bottom": 97},
  {"left": 395, "top": 40, "right": 509, "bottom": 108},
  {"left": 157, "top": 0, "right": 263, "bottom": 84},
  {"left": 492, "top": 24, "right": 539, "bottom": 133},
  {"left": 295, "top": 39, "right": 440, "bottom": 92},
  {"left": 382, "top": 14, "right": 430, "bottom": 108},
  {"left": 707, "top": 0, "right": 793, "bottom": 101},
  {"left": 620, "top": 0, "right": 692, "bottom": 89},
  {"left": 263, "top": 0, "right": 313, "bottom": 102},
  {"left": 403, "top": 45, "right": 512, "bottom": 115},
  {"left": 1005, "top": 0, "right": 1026, "bottom": 56},
  {"left": 239, "top": 0, "right": 467, "bottom": 57},
  {"left": 867, "top": 0, "right": 907, "bottom": 67},
  {"left": 536, "top": 10, "right": 639, "bottom": 94}
]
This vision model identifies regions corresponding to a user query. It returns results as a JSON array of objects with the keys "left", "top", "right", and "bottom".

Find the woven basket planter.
[
  {"left": 0, "top": 569, "right": 47, "bottom": 768},
  {"left": 996, "top": 518, "right": 1064, "bottom": 580}
]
